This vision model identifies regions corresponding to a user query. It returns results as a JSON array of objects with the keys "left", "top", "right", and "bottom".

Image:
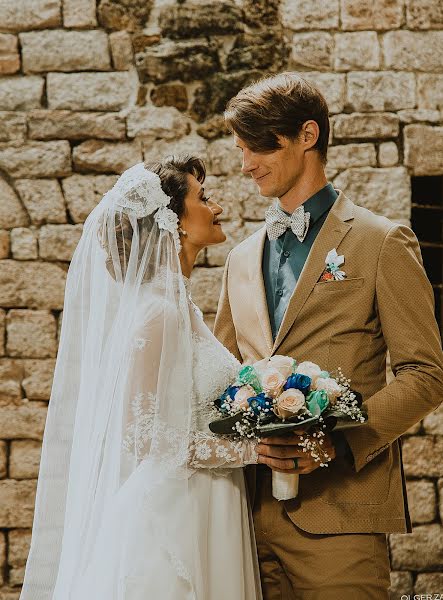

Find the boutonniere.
[{"left": 319, "top": 248, "right": 346, "bottom": 282}]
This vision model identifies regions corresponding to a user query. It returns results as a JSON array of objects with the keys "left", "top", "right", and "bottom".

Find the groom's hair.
[{"left": 224, "top": 72, "right": 330, "bottom": 163}]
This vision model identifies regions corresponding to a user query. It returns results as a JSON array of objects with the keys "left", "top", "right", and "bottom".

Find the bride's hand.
[{"left": 256, "top": 432, "right": 336, "bottom": 474}]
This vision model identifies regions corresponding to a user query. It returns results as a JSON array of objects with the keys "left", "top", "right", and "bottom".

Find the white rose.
[
  {"left": 232, "top": 385, "right": 256, "bottom": 409},
  {"left": 261, "top": 368, "right": 286, "bottom": 398},
  {"left": 315, "top": 377, "right": 342, "bottom": 404},
  {"left": 274, "top": 389, "right": 306, "bottom": 419},
  {"left": 268, "top": 355, "right": 294, "bottom": 379},
  {"left": 296, "top": 361, "right": 323, "bottom": 387}
]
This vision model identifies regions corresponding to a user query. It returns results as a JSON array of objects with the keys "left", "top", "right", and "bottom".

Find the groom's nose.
[{"left": 241, "top": 148, "right": 258, "bottom": 174}]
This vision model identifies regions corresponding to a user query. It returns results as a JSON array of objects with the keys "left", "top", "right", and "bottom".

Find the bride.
[{"left": 20, "top": 157, "right": 262, "bottom": 600}]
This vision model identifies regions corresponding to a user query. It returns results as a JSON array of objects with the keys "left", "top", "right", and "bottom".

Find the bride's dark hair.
[{"left": 99, "top": 155, "right": 206, "bottom": 279}]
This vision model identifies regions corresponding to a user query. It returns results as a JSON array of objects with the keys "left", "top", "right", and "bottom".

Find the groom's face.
[{"left": 234, "top": 134, "right": 306, "bottom": 199}]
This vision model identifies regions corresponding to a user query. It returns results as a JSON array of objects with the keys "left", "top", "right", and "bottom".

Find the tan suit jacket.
[{"left": 214, "top": 190, "right": 443, "bottom": 535}]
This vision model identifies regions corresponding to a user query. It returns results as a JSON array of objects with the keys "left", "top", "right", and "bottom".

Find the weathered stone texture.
[
  {"left": 341, "top": 0, "right": 404, "bottom": 30},
  {"left": 334, "top": 32, "right": 380, "bottom": 71},
  {"left": 280, "top": 0, "right": 339, "bottom": 30},
  {"left": 347, "top": 72, "right": 416, "bottom": 112},
  {"left": 0, "top": 179, "right": 29, "bottom": 230},
  {"left": 398, "top": 109, "right": 441, "bottom": 124},
  {"left": 28, "top": 110, "right": 126, "bottom": 141},
  {"left": 417, "top": 75, "right": 443, "bottom": 110},
  {"left": 0, "top": 231, "right": 9, "bottom": 260},
  {"left": 0, "top": 0, "right": 61, "bottom": 32},
  {"left": 384, "top": 32, "right": 443, "bottom": 72},
  {"left": 415, "top": 573, "right": 443, "bottom": 594},
  {"left": 334, "top": 167, "right": 411, "bottom": 221},
  {"left": 98, "top": 0, "right": 153, "bottom": 31},
  {"left": 22, "top": 359, "right": 55, "bottom": 401},
  {"left": 143, "top": 134, "right": 208, "bottom": 166},
  {"left": 6, "top": 310, "right": 56, "bottom": 358},
  {"left": 439, "top": 479, "right": 443, "bottom": 522},
  {"left": 15, "top": 179, "right": 66, "bottom": 226},
  {"left": 327, "top": 144, "right": 377, "bottom": 170},
  {"left": 110, "top": 31, "right": 134, "bottom": 71},
  {"left": 62, "top": 174, "right": 118, "bottom": 223},
  {"left": 151, "top": 83, "right": 188, "bottom": 112},
  {"left": 0, "top": 142, "right": 71, "bottom": 178},
  {"left": 0, "top": 480, "right": 37, "bottom": 527},
  {"left": 126, "top": 106, "right": 191, "bottom": 139},
  {"left": 423, "top": 402, "right": 443, "bottom": 435},
  {"left": 402, "top": 435, "right": 443, "bottom": 477},
  {"left": 0, "top": 77, "right": 43, "bottom": 111},
  {"left": 47, "top": 72, "right": 134, "bottom": 111},
  {"left": 390, "top": 524, "right": 443, "bottom": 571},
  {"left": 72, "top": 140, "right": 142, "bottom": 174},
  {"left": 0, "top": 34, "right": 19, "bottom": 75},
  {"left": 406, "top": 479, "right": 437, "bottom": 524},
  {"left": 205, "top": 175, "right": 256, "bottom": 222},
  {"left": 0, "top": 531, "right": 4, "bottom": 584},
  {"left": 0, "top": 402, "right": 47, "bottom": 440},
  {"left": 404, "top": 125, "right": 443, "bottom": 176},
  {"left": 389, "top": 571, "right": 413, "bottom": 598},
  {"left": 158, "top": 2, "right": 243, "bottom": 39},
  {"left": 0, "top": 360, "right": 23, "bottom": 404},
  {"left": 378, "top": 142, "right": 399, "bottom": 167},
  {"left": 63, "top": 0, "right": 97, "bottom": 28},
  {"left": 20, "top": 30, "right": 111, "bottom": 74},
  {"left": 8, "top": 529, "right": 31, "bottom": 569},
  {"left": 290, "top": 33, "right": 333, "bottom": 71},
  {"left": 0, "top": 310, "right": 4, "bottom": 357},
  {"left": 0, "top": 441, "right": 6, "bottom": 478},
  {"left": 0, "top": 112, "right": 26, "bottom": 143},
  {"left": 39, "top": 224, "right": 83, "bottom": 262},
  {"left": 10, "top": 228, "right": 38, "bottom": 261},
  {"left": 207, "top": 137, "right": 243, "bottom": 176},
  {"left": 0, "top": 261, "right": 66, "bottom": 310},
  {"left": 303, "top": 72, "right": 345, "bottom": 113},
  {"left": 333, "top": 113, "right": 400, "bottom": 139},
  {"left": 190, "top": 267, "right": 224, "bottom": 313},
  {"left": 10, "top": 441, "right": 41, "bottom": 479},
  {"left": 407, "top": 0, "right": 443, "bottom": 29}
]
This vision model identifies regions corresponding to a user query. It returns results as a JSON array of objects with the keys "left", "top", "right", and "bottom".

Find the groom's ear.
[{"left": 301, "top": 120, "right": 320, "bottom": 150}]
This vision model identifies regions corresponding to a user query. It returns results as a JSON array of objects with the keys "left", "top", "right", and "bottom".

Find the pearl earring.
[{"left": 178, "top": 226, "right": 187, "bottom": 236}]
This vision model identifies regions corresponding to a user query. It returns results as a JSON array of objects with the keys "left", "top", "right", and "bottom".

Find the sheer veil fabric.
[{"left": 20, "top": 164, "right": 261, "bottom": 600}]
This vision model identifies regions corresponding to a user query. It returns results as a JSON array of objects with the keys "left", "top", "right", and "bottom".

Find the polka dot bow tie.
[{"left": 265, "top": 204, "right": 311, "bottom": 242}]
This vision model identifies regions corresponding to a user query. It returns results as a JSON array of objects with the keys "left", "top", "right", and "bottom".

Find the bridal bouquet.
[{"left": 209, "top": 355, "right": 367, "bottom": 501}]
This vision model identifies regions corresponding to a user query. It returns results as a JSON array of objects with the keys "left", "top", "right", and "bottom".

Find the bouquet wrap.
[{"left": 272, "top": 472, "right": 299, "bottom": 501}]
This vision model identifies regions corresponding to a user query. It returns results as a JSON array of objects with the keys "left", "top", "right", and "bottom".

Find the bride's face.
[{"left": 179, "top": 174, "right": 226, "bottom": 248}]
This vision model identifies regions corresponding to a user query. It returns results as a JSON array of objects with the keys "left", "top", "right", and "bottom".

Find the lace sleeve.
[{"left": 188, "top": 431, "right": 258, "bottom": 468}]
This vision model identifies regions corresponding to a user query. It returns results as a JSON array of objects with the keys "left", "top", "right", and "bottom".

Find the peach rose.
[
  {"left": 268, "top": 355, "right": 294, "bottom": 379},
  {"left": 296, "top": 361, "right": 323, "bottom": 387},
  {"left": 232, "top": 384, "right": 256, "bottom": 409},
  {"left": 274, "top": 389, "right": 306, "bottom": 419},
  {"left": 315, "top": 377, "right": 342, "bottom": 404},
  {"left": 261, "top": 368, "right": 286, "bottom": 398}
]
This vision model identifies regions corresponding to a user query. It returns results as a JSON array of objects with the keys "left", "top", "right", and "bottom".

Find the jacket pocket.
[{"left": 313, "top": 277, "right": 365, "bottom": 293}]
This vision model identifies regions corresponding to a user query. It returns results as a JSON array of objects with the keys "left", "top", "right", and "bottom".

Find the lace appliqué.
[
  {"left": 155, "top": 206, "right": 181, "bottom": 253},
  {"left": 122, "top": 392, "right": 156, "bottom": 456},
  {"left": 188, "top": 431, "right": 258, "bottom": 468},
  {"left": 112, "top": 163, "right": 171, "bottom": 218}
]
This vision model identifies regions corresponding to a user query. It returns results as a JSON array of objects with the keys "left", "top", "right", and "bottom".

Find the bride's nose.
[{"left": 210, "top": 201, "right": 223, "bottom": 216}]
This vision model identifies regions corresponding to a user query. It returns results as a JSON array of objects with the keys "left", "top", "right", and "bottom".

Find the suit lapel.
[
  {"left": 247, "top": 226, "right": 274, "bottom": 356},
  {"left": 272, "top": 192, "right": 355, "bottom": 353}
]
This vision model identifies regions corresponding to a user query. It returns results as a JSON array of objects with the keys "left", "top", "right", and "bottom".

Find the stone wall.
[{"left": 0, "top": 0, "right": 442, "bottom": 596}]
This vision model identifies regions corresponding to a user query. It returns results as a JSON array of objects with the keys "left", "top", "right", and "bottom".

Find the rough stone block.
[
  {"left": 22, "top": 359, "right": 55, "bottom": 401},
  {"left": 415, "top": 573, "right": 443, "bottom": 594},
  {"left": 406, "top": 479, "right": 437, "bottom": 524},
  {"left": 0, "top": 530, "right": 4, "bottom": 584},
  {"left": 398, "top": 109, "right": 441, "bottom": 124},
  {"left": 136, "top": 40, "right": 219, "bottom": 84},
  {"left": 423, "top": 402, "right": 443, "bottom": 435},
  {"left": 402, "top": 435, "right": 443, "bottom": 477},
  {"left": 0, "top": 141, "right": 71, "bottom": 178},
  {"left": 347, "top": 72, "right": 415, "bottom": 112},
  {"left": 341, "top": 0, "right": 403, "bottom": 30},
  {"left": 0, "top": 34, "right": 19, "bottom": 74},
  {"left": 10, "top": 440, "right": 42, "bottom": 479},
  {"left": 62, "top": 174, "right": 118, "bottom": 223},
  {"left": 0, "top": 309, "right": 4, "bottom": 356},
  {"left": 334, "top": 32, "right": 380, "bottom": 71},
  {"left": 207, "top": 221, "right": 262, "bottom": 266},
  {"left": 439, "top": 478, "right": 443, "bottom": 522},
  {"left": 407, "top": 0, "right": 443, "bottom": 29},
  {"left": 63, "top": 0, "right": 97, "bottom": 27},
  {"left": 0, "top": 479, "right": 37, "bottom": 527},
  {"left": 389, "top": 571, "right": 413, "bottom": 598},
  {"left": 333, "top": 113, "right": 400, "bottom": 139},
  {"left": 0, "top": 441, "right": 6, "bottom": 478},
  {"left": 159, "top": 2, "right": 242, "bottom": 38},
  {"left": 8, "top": 529, "right": 31, "bottom": 567},
  {"left": 0, "top": 359, "right": 24, "bottom": 404},
  {"left": 0, "top": 76, "right": 43, "bottom": 111},
  {"left": 126, "top": 106, "right": 191, "bottom": 139},
  {"left": 417, "top": 75, "right": 443, "bottom": 110},
  {"left": 207, "top": 137, "right": 243, "bottom": 176},
  {"left": 0, "top": 230, "right": 9, "bottom": 259},
  {"left": 151, "top": 83, "right": 188, "bottom": 112},
  {"left": 0, "top": 178, "right": 29, "bottom": 229},
  {"left": 333, "top": 167, "right": 410, "bottom": 221},
  {"left": 15, "top": 179, "right": 67, "bottom": 225},
  {"left": 20, "top": 30, "right": 110, "bottom": 73},
  {"left": 98, "top": 0, "right": 153, "bottom": 31},
  {"left": 281, "top": 0, "right": 339, "bottom": 30},
  {"left": 110, "top": 31, "right": 133, "bottom": 70},
  {"left": 39, "top": 224, "right": 83, "bottom": 261},
  {"left": 0, "top": 588, "right": 21, "bottom": 600},
  {"left": 327, "top": 144, "right": 376, "bottom": 170},
  {"left": 10, "top": 228, "right": 38, "bottom": 260},
  {"left": 190, "top": 267, "right": 224, "bottom": 314},
  {"left": 47, "top": 72, "right": 134, "bottom": 111},
  {"left": 28, "top": 110, "right": 126, "bottom": 141},
  {"left": 0, "top": 401, "right": 47, "bottom": 439},
  {"left": 9, "top": 567, "right": 25, "bottom": 587},
  {"left": 0, "top": 112, "right": 26, "bottom": 142},
  {"left": 0, "top": 0, "right": 61, "bottom": 32},
  {"left": 290, "top": 33, "right": 333, "bottom": 71},
  {"left": 404, "top": 125, "right": 443, "bottom": 176},
  {"left": 378, "top": 142, "right": 399, "bottom": 167},
  {"left": 73, "top": 140, "right": 142, "bottom": 174},
  {"left": 0, "top": 260, "right": 66, "bottom": 310},
  {"left": 225, "top": 32, "right": 286, "bottom": 72},
  {"left": 390, "top": 524, "right": 443, "bottom": 570},
  {"left": 303, "top": 72, "right": 345, "bottom": 113},
  {"left": 384, "top": 31, "right": 443, "bottom": 72},
  {"left": 6, "top": 310, "right": 57, "bottom": 358},
  {"left": 142, "top": 134, "right": 208, "bottom": 167},
  {"left": 204, "top": 174, "right": 254, "bottom": 222}
]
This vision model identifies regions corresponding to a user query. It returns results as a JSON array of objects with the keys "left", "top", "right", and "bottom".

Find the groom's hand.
[{"left": 257, "top": 432, "right": 336, "bottom": 474}]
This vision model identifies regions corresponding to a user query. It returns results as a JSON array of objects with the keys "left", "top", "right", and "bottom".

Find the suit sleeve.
[
  {"left": 343, "top": 224, "right": 443, "bottom": 472},
  {"left": 213, "top": 250, "right": 242, "bottom": 361}
]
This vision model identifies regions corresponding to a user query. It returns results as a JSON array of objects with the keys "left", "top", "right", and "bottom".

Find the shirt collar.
[{"left": 277, "top": 183, "right": 338, "bottom": 225}]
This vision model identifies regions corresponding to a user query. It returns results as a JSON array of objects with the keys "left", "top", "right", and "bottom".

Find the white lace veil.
[{"left": 20, "top": 163, "right": 199, "bottom": 599}]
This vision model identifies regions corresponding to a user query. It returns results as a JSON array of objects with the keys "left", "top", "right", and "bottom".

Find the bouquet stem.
[{"left": 272, "top": 471, "right": 299, "bottom": 501}]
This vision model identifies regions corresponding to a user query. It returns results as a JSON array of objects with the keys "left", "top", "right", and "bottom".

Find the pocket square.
[{"left": 319, "top": 248, "right": 346, "bottom": 282}]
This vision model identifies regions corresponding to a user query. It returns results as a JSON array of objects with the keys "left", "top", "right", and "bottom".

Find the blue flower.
[
  {"left": 248, "top": 393, "right": 271, "bottom": 416},
  {"left": 226, "top": 385, "right": 241, "bottom": 400},
  {"left": 283, "top": 373, "right": 311, "bottom": 394}
]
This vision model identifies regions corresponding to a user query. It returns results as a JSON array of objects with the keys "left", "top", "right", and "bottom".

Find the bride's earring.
[{"left": 178, "top": 225, "right": 187, "bottom": 236}]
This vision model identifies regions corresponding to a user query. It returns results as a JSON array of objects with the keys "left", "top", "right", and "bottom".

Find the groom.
[{"left": 213, "top": 72, "right": 443, "bottom": 599}]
